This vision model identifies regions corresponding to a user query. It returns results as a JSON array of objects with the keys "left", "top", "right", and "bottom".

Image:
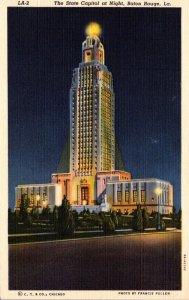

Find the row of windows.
[
  {"left": 101, "top": 135, "right": 112, "bottom": 141},
  {"left": 101, "top": 88, "right": 112, "bottom": 95},
  {"left": 101, "top": 82, "right": 111, "bottom": 89},
  {"left": 78, "top": 105, "right": 94, "bottom": 112},
  {"left": 77, "top": 134, "right": 94, "bottom": 139},
  {"left": 78, "top": 157, "right": 93, "bottom": 160},
  {"left": 101, "top": 146, "right": 113, "bottom": 152},
  {"left": 80, "top": 67, "right": 93, "bottom": 74},
  {"left": 21, "top": 193, "right": 47, "bottom": 205},
  {"left": 78, "top": 85, "right": 93, "bottom": 90},
  {"left": 78, "top": 123, "right": 96, "bottom": 128},
  {"left": 78, "top": 145, "right": 93, "bottom": 150},
  {"left": 78, "top": 163, "right": 95, "bottom": 167},
  {"left": 77, "top": 141, "right": 97, "bottom": 147},
  {"left": 79, "top": 69, "right": 93, "bottom": 75},
  {"left": 78, "top": 115, "right": 94, "bottom": 120},
  {"left": 101, "top": 114, "right": 112, "bottom": 120},
  {"left": 117, "top": 191, "right": 146, "bottom": 203},
  {"left": 78, "top": 153, "right": 97, "bottom": 158},
  {"left": 78, "top": 141, "right": 93, "bottom": 146},
  {"left": 78, "top": 117, "right": 94, "bottom": 121},
  {"left": 78, "top": 124, "right": 93, "bottom": 129},
  {"left": 101, "top": 111, "right": 111, "bottom": 117},
  {"left": 78, "top": 136, "right": 94, "bottom": 141},
  {"left": 78, "top": 105, "right": 93, "bottom": 110},
  {"left": 77, "top": 96, "right": 93, "bottom": 101},
  {"left": 78, "top": 169, "right": 93, "bottom": 172},
  {"left": 78, "top": 135, "right": 93, "bottom": 139},
  {"left": 77, "top": 86, "right": 94, "bottom": 94},
  {"left": 78, "top": 114, "right": 94, "bottom": 119},
  {"left": 77, "top": 110, "right": 94, "bottom": 115},
  {"left": 77, "top": 91, "right": 93, "bottom": 96},
  {"left": 80, "top": 71, "right": 93, "bottom": 77},
  {"left": 101, "top": 93, "right": 111, "bottom": 100},
  {"left": 76, "top": 171, "right": 93, "bottom": 176},
  {"left": 78, "top": 162, "right": 93, "bottom": 166},
  {"left": 77, "top": 94, "right": 93, "bottom": 98},
  {"left": 79, "top": 81, "right": 93, "bottom": 86},
  {"left": 78, "top": 122, "right": 94, "bottom": 127},
  {"left": 77, "top": 150, "right": 93, "bottom": 154},
  {"left": 78, "top": 100, "right": 93, "bottom": 105}
]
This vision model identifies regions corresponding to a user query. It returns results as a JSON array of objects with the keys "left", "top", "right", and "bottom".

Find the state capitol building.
[{"left": 15, "top": 23, "right": 173, "bottom": 215}]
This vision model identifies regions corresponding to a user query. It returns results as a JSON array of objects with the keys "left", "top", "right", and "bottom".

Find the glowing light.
[
  {"left": 155, "top": 187, "right": 162, "bottom": 195},
  {"left": 85, "top": 22, "right": 102, "bottom": 37}
]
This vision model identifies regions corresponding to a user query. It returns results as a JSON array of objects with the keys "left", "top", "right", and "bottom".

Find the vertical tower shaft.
[{"left": 70, "top": 33, "right": 115, "bottom": 177}]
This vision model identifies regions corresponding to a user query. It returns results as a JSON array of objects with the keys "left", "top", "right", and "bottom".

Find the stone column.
[
  {"left": 46, "top": 186, "right": 49, "bottom": 204},
  {"left": 130, "top": 183, "right": 133, "bottom": 204},
  {"left": 113, "top": 183, "right": 117, "bottom": 204},
  {"left": 137, "top": 182, "right": 140, "bottom": 204},
  {"left": 88, "top": 185, "right": 91, "bottom": 205},
  {"left": 40, "top": 187, "right": 43, "bottom": 205},
  {"left": 34, "top": 187, "right": 37, "bottom": 206},
  {"left": 67, "top": 179, "right": 70, "bottom": 201},
  {"left": 27, "top": 188, "right": 31, "bottom": 205},
  {"left": 121, "top": 183, "right": 125, "bottom": 204},
  {"left": 77, "top": 185, "right": 81, "bottom": 205}
]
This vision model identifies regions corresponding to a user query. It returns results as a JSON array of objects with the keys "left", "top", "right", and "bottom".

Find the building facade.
[
  {"left": 106, "top": 179, "right": 173, "bottom": 214},
  {"left": 15, "top": 23, "right": 173, "bottom": 215},
  {"left": 15, "top": 184, "right": 62, "bottom": 211}
]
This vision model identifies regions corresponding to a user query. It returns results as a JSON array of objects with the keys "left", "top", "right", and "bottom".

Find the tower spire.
[{"left": 82, "top": 22, "right": 104, "bottom": 64}]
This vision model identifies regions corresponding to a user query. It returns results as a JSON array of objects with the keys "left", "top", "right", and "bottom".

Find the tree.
[
  {"left": 19, "top": 195, "right": 30, "bottom": 225},
  {"left": 116, "top": 209, "right": 122, "bottom": 217},
  {"left": 170, "top": 206, "right": 176, "bottom": 226},
  {"left": 72, "top": 210, "right": 79, "bottom": 227},
  {"left": 142, "top": 207, "right": 149, "bottom": 229},
  {"left": 57, "top": 195, "right": 75, "bottom": 237},
  {"left": 8, "top": 208, "right": 18, "bottom": 234},
  {"left": 110, "top": 211, "right": 118, "bottom": 228},
  {"left": 102, "top": 216, "right": 115, "bottom": 234},
  {"left": 31, "top": 206, "right": 38, "bottom": 219},
  {"left": 132, "top": 205, "right": 143, "bottom": 232},
  {"left": 41, "top": 205, "right": 51, "bottom": 219},
  {"left": 176, "top": 208, "right": 182, "bottom": 229},
  {"left": 52, "top": 205, "right": 58, "bottom": 228}
]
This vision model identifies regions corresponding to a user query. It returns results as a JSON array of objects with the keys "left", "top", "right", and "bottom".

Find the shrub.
[
  {"left": 110, "top": 211, "right": 118, "bottom": 228},
  {"left": 57, "top": 196, "right": 75, "bottom": 237},
  {"left": 132, "top": 206, "right": 143, "bottom": 232},
  {"left": 142, "top": 207, "right": 149, "bottom": 229},
  {"left": 102, "top": 216, "right": 115, "bottom": 234}
]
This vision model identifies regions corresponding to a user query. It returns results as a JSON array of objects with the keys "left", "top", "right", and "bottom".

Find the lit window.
[
  {"left": 133, "top": 191, "right": 138, "bottom": 203},
  {"left": 141, "top": 190, "right": 146, "bottom": 203},
  {"left": 117, "top": 191, "right": 122, "bottom": 202}
]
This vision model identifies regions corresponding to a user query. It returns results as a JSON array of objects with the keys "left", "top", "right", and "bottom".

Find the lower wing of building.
[{"left": 15, "top": 172, "right": 173, "bottom": 214}]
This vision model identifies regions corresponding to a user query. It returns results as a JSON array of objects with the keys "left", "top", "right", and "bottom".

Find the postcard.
[{"left": 0, "top": 0, "right": 189, "bottom": 299}]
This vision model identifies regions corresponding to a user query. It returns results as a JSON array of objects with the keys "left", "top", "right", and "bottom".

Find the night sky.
[{"left": 8, "top": 8, "right": 181, "bottom": 210}]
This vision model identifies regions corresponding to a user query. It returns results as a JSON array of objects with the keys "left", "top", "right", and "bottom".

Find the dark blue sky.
[{"left": 8, "top": 8, "right": 181, "bottom": 210}]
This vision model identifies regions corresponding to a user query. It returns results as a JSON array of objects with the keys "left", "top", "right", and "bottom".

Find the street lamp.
[{"left": 155, "top": 187, "right": 162, "bottom": 230}]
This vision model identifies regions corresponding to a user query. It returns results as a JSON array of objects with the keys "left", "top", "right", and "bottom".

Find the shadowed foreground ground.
[{"left": 9, "top": 232, "right": 181, "bottom": 290}]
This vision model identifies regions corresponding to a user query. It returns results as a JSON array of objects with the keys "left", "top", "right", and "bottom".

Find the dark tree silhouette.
[
  {"left": 57, "top": 195, "right": 75, "bottom": 237},
  {"left": 133, "top": 205, "right": 143, "bottom": 232}
]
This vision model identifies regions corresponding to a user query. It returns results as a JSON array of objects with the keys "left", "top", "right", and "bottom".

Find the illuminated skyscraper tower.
[
  {"left": 43, "top": 23, "right": 130, "bottom": 207},
  {"left": 70, "top": 23, "right": 115, "bottom": 177}
]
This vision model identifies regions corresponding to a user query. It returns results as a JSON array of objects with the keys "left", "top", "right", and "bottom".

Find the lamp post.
[{"left": 155, "top": 187, "right": 162, "bottom": 230}]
